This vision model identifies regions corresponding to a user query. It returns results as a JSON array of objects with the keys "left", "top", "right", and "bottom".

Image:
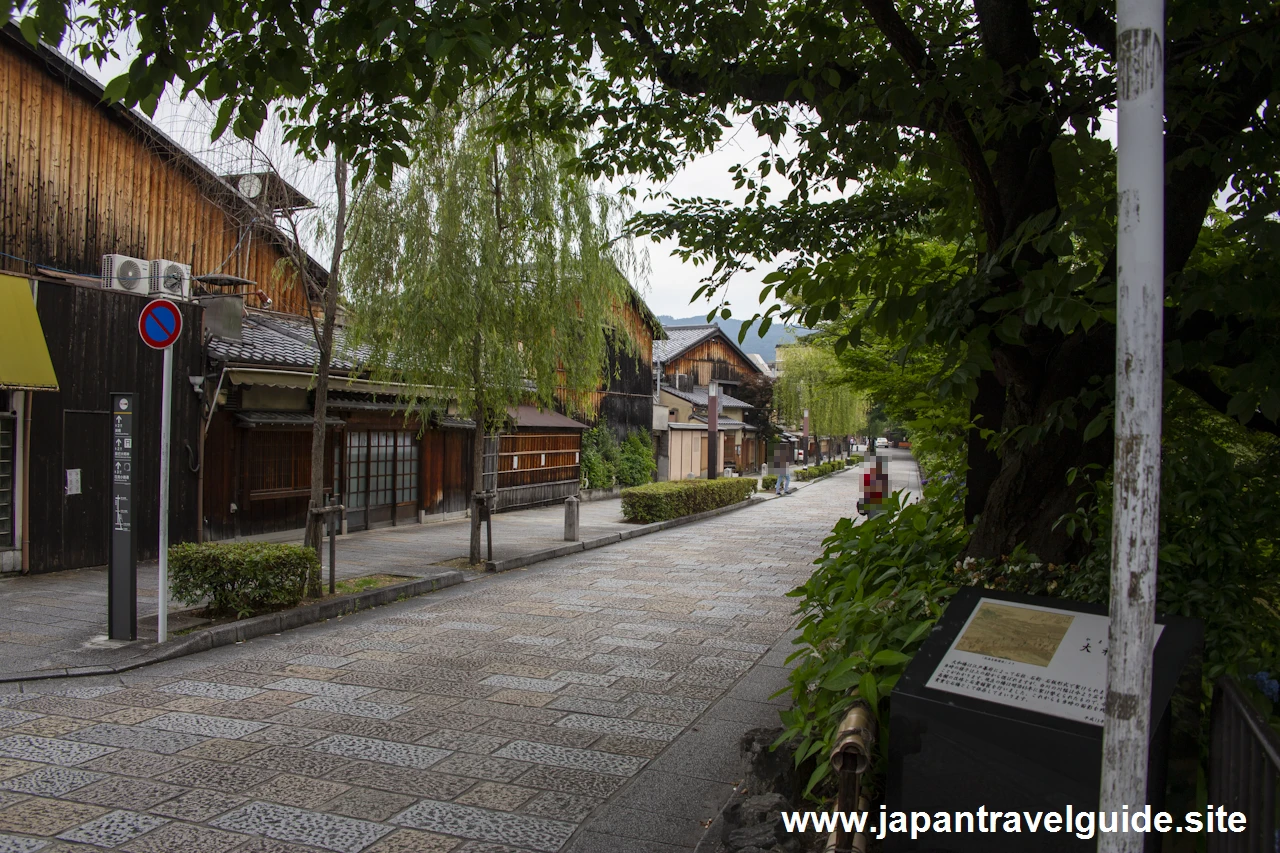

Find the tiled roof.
[
  {"left": 207, "top": 309, "right": 370, "bottom": 372},
  {"left": 661, "top": 384, "right": 753, "bottom": 409},
  {"left": 689, "top": 414, "right": 750, "bottom": 429},
  {"left": 652, "top": 324, "right": 766, "bottom": 375}
]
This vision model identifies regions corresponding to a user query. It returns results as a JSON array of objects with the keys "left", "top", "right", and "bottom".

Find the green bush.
[
  {"left": 169, "top": 542, "right": 321, "bottom": 619},
  {"left": 621, "top": 478, "right": 756, "bottom": 523},
  {"left": 580, "top": 425, "right": 617, "bottom": 489},
  {"left": 616, "top": 430, "right": 657, "bottom": 487},
  {"left": 779, "top": 477, "right": 968, "bottom": 800},
  {"left": 762, "top": 474, "right": 778, "bottom": 491}
]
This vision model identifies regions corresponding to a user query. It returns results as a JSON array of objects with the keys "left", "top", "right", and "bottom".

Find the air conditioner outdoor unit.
[
  {"left": 100, "top": 254, "right": 151, "bottom": 294},
  {"left": 149, "top": 259, "right": 192, "bottom": 300}
]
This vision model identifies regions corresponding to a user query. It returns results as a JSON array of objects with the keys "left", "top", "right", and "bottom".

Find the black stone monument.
[{"left": 886, "top": 587, "right": 1201, "bottom": 852}]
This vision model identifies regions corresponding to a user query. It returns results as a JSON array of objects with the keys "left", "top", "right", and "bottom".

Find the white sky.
[{"left": 69, "top": 42, "right": 779, "bottom": 320}]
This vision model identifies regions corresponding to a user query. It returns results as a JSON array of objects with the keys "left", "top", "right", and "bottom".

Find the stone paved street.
[{"left": 0, "top": 452, "right": 917, "bottom": 853}]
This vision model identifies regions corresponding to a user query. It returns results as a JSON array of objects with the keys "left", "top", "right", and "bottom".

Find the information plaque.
[
  {"left": 925, "top": 598, "right": 1164, "bottom": 726},
  {"left": 108, "top": 392, "right": 136, "bottom": 641},
  {"left": 886, "top": 587, "right": 1200, "bottom": 853}
]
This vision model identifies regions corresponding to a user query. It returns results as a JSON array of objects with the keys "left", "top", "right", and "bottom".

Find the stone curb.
[
  {"left": 0, "top": 570, "right": 465, "bottom": 684},
  {"left": 484, "top": 496, "right": 762, "bottom": 573}
]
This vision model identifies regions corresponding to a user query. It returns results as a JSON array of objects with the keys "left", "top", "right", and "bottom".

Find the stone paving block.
[
  {"left": 564, "top": 828, "right": 687, "bottom": 853},
  {"left": 502, "top": 636, "right": 563, "bottom": 648},
  {"left": 0, "top": 798, "right": 107, "bottom": 835},
  {"left": 320, "top": 788, "right": 416, "bottom": 823},
  {"left": 292, "top": 697, "right": 411, "bottom": 720},
  {"left": 629, "top": 706, "right": 701, "bottom": 727},
  {"left": 0, "top": 761, "right": 38, "bottom": 783},
  {"left": 263, "top": 709, "right": 338, "bottom": 730},
  {"left": 154, "top": 759, "right": 277, "bottom": 794},
  {"left": 323, "top": 719, "right": 433, "bottom": 746},
  {"left": 479, "top": 720, "right": 598, "bottom": 750},
  {"left": 148, "top": 789, "right": 246, "bottom": 823},
  {"left": 362, "top": 828, "right": 459, "bottom": 853},
  {"left": 65, "top": 777, "right": 185, "bottom": 811},
  {"left": 78, "top": 752, "right": 186, "bottom": 780},
  {"left": 0, "top": 833, "right": 48, "bottom": 852},
  {"left": 449, "top": 701, "right": 560, "bottom": 726},
  {"left": 415, "top": 731, "right": 506, "bottom": 756},
  {"left": 453, "top": 782, "right": 537, "bottom": 812},
  {"left": 437, "top": 623, "right": 502, "bottom": 633},
  {"left": 262, "top": 680, "right": 375, "bottom": 700},
  {"left": 493, "top": 741, "right": 646, "bottom": 778},
  {"left": 593, "top": 636, "right": 662, "bottom": 650},
  {"left": 174, "top": 738, "right": 267, "bottom": 763},
  {"left": 545, "top": 696, "right": 634, "bottom": 718},
  {"left": 212, "top": 801, "right": 391, "bottom": 853},
  {"left": 0, "top": 712, "right": 42, "bottom": 731},
  {"left": 243, "top": 747, "right": 353, "bottom": 778},
  {"left": 68, "top": 724, "right": 207, "bottom": 756},
  {"left": 520, "top": 790, "right": 603, "bottom": 822},
  {"left": 241, "top": 726, "right": 329, "bottom": 748},
  {"left": 391, "top": 799, "right": 574, "bottom": 853},
  {"left": 10, "top": 700, "right": 110, "bottom": 722},
  {"left": 0, "top": 737, "right": 116, "bottom": 767},
  {"left": 214, "top": 835, "right": 317, "bottom": 853},
  {"left": 140, "top": 712, "right": 267, "bottom": 740},
  {"left": 119, "top": 821, "right": 246, "bottom": 853},
  {"left": 95, "top": 709, "right": 163, "bottom": 727},
  {"left": 514, "top": 764, "right": 627, "bottom": 800},
  {"left": 549, "top": 672, "right": 618, "bottom": 688},
  {"left": 287, "top": 655, "right": 356, "bottom": 669},
  {"left": 429, "top": 753, "right": 531, "bottom": 784},
  {"left": 0, "top": 767, "right": 104, "bottom": 797},
  {"left": 55, "top": 809, "right": 169, "bottom": 848},
  {"left": 250, "top": 774, "right": 350, "bottom": 809},
  {"left": 324, "top": 762, "right": 473, "bottom": 801},
  {"left": 309, "top": 735, "right": 449, "bottom": 770},
  {"left": 554, "top": 714, "right": 683, "bottom": 742},
  {"left": 155, "top": 681, "right": 264, "bottom": 702}
]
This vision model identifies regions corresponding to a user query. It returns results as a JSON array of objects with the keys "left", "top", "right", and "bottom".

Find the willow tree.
[
  {"left": 342, "top": 101, "right": 636, "bottom": 564},
  {"left": 774, "top": 344, "right": 867, "bottom": 445}
]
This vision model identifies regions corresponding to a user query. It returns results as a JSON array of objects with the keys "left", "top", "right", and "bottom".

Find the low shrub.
[
  {"left": 169, "top": 542, "right": 321, "bottom": 619},
  {"left": 762, "top": 474, "right": 779, "bottom": 491},
  {"left": 621, "top": 478, "right": 756, "bottom": 523}
]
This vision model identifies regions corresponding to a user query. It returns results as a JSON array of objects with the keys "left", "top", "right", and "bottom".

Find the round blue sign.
[{"left": 138, "top": 299, "right": 183, "bottom": 349}]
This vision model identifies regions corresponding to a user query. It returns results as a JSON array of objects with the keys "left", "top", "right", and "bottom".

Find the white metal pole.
[
  {"left": 1100, "top": 0, "right": 1164, "bottom": 847},
  {"left": 158, "top": 345, "right": 173, "bottom": 644}
]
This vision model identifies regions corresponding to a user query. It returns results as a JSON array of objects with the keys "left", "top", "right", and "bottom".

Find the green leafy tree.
[
  {"left": 19, "top": 0, "right": 1279, "bottom": 564},
  {"left": 342, "top": 100, "right": 637, "bottom": 563}
]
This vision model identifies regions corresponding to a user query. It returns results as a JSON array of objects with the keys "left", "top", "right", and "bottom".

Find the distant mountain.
[{"left": 656, "top": 314, "right": 811, "bottom": 361}]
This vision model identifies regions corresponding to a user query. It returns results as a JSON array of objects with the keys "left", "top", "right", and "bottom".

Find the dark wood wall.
[
  {"left": 584, "top": 300, "right": 656, "bottom": 438},
  {"left": 662, "top": 336, "right": 759, "bottom": 388},
  {"left": 27, "top": 280, "right": 203, "bottom": 571},
  {"left": 202, "top": 411, "right": 337, "bottom": 541},
  {"left": 0, "top": 31, "right": 311, "bottom": 315}
]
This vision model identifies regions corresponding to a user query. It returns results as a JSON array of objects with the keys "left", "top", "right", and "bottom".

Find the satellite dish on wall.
[{"left": 238, "top": 174, "right": 264, "bottom": 199}]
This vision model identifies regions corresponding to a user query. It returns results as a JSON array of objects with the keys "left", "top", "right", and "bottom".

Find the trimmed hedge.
[
  {"left": 621, "top": 478, "right": 757, "bottom": 523},
  {"left": 762, "top": 474, "right": 779, "bottom": 491},
  {"left": 169, "top": 542, "right": 321, "bottom": 619}
]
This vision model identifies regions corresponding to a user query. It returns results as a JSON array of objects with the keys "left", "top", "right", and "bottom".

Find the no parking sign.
[{"left": 138, "top": 299, "right": 182, "bottom": 349}]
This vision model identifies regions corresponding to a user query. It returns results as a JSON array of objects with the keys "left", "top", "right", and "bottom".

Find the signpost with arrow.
[{"left": 109, "top": 393, "right": 136, "bottom": 640}]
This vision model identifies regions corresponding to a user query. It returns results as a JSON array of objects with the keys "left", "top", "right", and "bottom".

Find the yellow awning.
[{"left": 0, "top": 275, "right": 58, "bottom": 391}]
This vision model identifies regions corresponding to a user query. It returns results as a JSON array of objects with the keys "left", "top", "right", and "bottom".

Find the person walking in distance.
[{"left": 775, "top": 442, "right": 793, "bottom": 496}]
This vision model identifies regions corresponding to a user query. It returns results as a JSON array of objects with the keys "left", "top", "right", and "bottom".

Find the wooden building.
[
  {"left": 653, "top": 324, "right": 768, "bottom": 478},
  {"left": 201, "top": 307, "right": 587, "bottom": 538},
  {"left": 586, "top": 290, "right": 665, "bottom": 440},
  {"left": 0, "top": 26, "right": 323, "bottom": 573}
]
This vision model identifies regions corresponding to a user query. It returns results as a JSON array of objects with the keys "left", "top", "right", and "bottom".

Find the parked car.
[{"left": 875, "top": 437, "right": 889, "bottom": 448}]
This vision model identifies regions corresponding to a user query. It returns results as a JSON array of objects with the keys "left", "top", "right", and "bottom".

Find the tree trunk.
[
  {"left": 965, "top": 326, "right": 1114, "bottom": 564},
  {"left": 305, "top": 156, "right": 348, "bottom": 594},
  {"left": 469, "top": 331, "right": 485, "bottom": 566}
]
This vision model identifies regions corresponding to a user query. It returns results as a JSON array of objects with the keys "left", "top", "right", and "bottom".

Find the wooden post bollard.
[{"left": 564, "top": 496, "right": 580, "bottom": 542}]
